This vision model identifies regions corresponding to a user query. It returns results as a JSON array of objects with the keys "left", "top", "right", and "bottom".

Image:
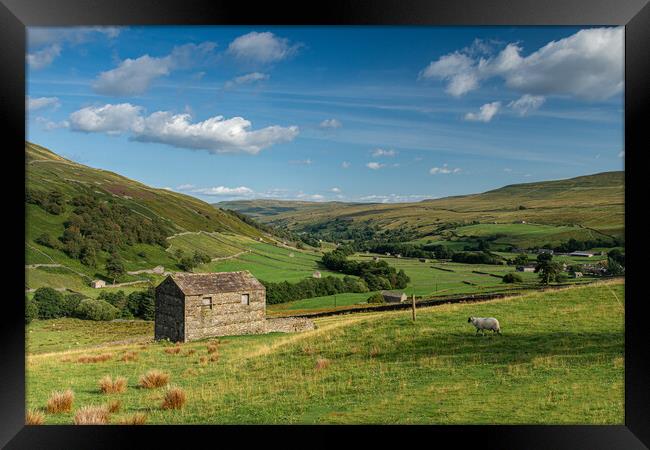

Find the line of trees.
[
  {"left": 261, "top": 275, "right": 369, "bottom": 305},
  {"left": 321, "top": 247, "right": 410, "bottom": 290},
  {"left": 26, "top": 286, "right": 155, "bottom": 323}
]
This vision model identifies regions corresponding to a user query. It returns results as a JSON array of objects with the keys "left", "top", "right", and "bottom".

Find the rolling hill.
[
  {"left": 218, "top": 171, "right": 624, "bottom": 245},
  {"left": 25, "top": 142, "right": 277, "bottom": 292}
]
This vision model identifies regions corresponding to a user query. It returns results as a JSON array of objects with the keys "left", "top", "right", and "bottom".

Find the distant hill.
[
  {"left": 25, "top": 142, "right": 269, "bottom": 290},
  {"left": 218, "top": 171, "right": 624, "bottom": 242}
]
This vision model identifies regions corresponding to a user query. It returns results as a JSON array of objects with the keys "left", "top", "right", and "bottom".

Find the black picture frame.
[{"left": 1, "top": 0, "right": 647, "bottom": 448}]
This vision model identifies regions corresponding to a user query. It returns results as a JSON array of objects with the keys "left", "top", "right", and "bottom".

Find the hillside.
[
  {"left": 218, "top": 171, "right": 624, "bottom": 244},
  {"left": 25, "top": 142, "right": 272, "bottom": 291}
]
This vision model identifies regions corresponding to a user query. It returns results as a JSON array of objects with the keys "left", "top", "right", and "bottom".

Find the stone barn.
[
  {"left": 380, "top": 290, "right": 408, "bottom": 304},
  {"left": 155, "top": 271, "right": 266, "bottom": 343}
]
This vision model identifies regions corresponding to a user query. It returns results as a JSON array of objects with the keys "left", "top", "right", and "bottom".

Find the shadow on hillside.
[{"left": 371, "top": 330, "right": 623, "bottom": 365}]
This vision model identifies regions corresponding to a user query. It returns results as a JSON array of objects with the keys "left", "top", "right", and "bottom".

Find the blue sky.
[{"left": 27, "top": 26, "right": 624, "bottom": 203}]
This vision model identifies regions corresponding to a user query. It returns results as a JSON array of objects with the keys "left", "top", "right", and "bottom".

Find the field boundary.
[{"left": 278, "top": 278, "right": 623, "bottom": 319}]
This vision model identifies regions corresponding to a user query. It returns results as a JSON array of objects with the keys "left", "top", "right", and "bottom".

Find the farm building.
[
  {"left": 419, "top": 258, "right": 427, "bottom": 263},
  {"left": 572, "top": 271, "right": 584, "bottom": 278},
  {"left": 373, "top": 256, "right": 380, "bottom": 262},
  {"left": 516, "top": 265, "right": 536, "bottom": 273},
  {"left": 312, "top": 271, "right": 322, "bottom": 279},
  {"left": 90, "top": 279, "right": 106, "bottom": 289},
  {"left": 570, "top": 251, "right": 594, "bottom": 257},
  {"left": 155, "top": 271, "right": 266, "bottom": 343},
  {"left": 537, "top": 248, "right": 554, "bottom": 255},
  {"left": 380, "top": 291, "right": 407, "bottom": 303}
]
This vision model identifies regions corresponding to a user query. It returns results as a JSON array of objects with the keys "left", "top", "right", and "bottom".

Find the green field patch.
[{"left": 452, "top": 223, "right": 602, "bottom": 248}]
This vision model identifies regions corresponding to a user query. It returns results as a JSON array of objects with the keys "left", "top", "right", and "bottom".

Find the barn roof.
[
  {"left": 168, "top": 271, "right": 265, "bottom": 295},
  {"left": 380, "top": 290, "right": 406, "bottom": 299}
]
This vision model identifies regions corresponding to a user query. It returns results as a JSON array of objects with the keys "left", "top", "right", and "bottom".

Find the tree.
[
  {"left": 367, "top": 293, "right": 385, "bottom": 304},
  {"left": 106, "top": 254, "right": 125, "bottom": 284},
  {"left": 25, "top": 297, "right": 39, "bottom": 324},
  {"left": 74, "top": 298, "right": 120, "bottom": 321},
  {"left": 607, "top": 257, "right": 624, "bottom": 276},
  {"left": 33, "top": 287, "right": 64, "bottom": 319},
  {"left": 513, "top": 253, "right": 529, "bottom": 266},
  {"left": 192, "top": 250, "right": 211, "bottom": 266},
  {"left": 178, "top": 256, "right": 196, "bottom": 272},
  {"left": 61, "top": 293, "right": 84, "bottom": 316},
  {"left": 608, "top": 248, "right": 625, "bottom": 267},
  {"left": 502, "top": 273, "right": 523, "bottom": 283},
  {"left": 535, "top": 254, "right": 562, "bottom": 285}
]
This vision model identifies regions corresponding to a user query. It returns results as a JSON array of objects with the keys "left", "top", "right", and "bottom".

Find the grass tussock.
[
  {"left": 26, "top": 409, "right": 45, "bottom": 425},
  {"left": 46, "top": 389, "right": 74, "bottom": 413},
  {"left": 161, "top": 386, "right": 187, "bottom": 410},
  {"left": 107, "top": 400, "right": 121, "bottom": 413},
  {"left": 77, "top": 353, "right": 112, "bottom": 364},
  {"left": 209, "top": 354, "right": 219, "bottom": 362},
  {"left": 184, "top": 349, "right": 196, "bottom": 356},
  {"left": 74, "top": 405, "right": 110, "bottom": 425},
  {"left": 99, "top": 375, "right": 127, "bottom": 394},
  {"left": 119, "top": 413, "right": 147, "bottom": 425},
  {"left": 369, "top": 346, "right": 380, "bottom": 358},
  {"left": 315, "top": 357, "right": 331, "bottom": 370},
  {"left": 164, "top": 346, "right": 182, "bottom": 355},
  {"left": 207, "top": 342, "right": 219, "bottom": 354},
  {"left": 199, "top": 356, "right": 208, "bottom": 365},
  {"left": 138, "top": 370, "right": 169, "bottom": 389},
  {"left": 119, "top": 351, "right": 138, "bottom": 362}
]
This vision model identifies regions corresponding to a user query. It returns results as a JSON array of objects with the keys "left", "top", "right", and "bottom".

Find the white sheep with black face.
[{"left": 468, "top": 316, "right": 501, "bottom": 335}]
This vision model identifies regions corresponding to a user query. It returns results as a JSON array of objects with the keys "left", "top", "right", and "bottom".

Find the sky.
[{"left": 26, "top": 26, "right": 624, "bottom": 204}]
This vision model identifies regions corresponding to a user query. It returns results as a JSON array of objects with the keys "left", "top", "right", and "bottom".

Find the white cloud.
[
  {"left": 341, "top": 161, "right": 351, "bottom": 169},
  {"left": 419, "top": 27, "right": 623, "bottom": 100},
  {"left": 429, "top": 164, "right": 461, "bottom": 175},
  {"left": 27, "top": 27, "right": 121, "bottom": 70},
  {"left": 319, "top": 118, "right": 342, "bottom": 129},
  {"left": 27, "top": 96, "right": 60, "bottom": 111},
  {"left": 358, "top": 194, "right": 435, "bottom": 203},
  {"left": 227, "top": 31, "right": 301, "bottom": 64},
  {"left": 508, "top": 94, "right": 546, "bottom": 116},
  {"left": 69, "top": 103, "right": 143, "bottom": 134},
  {"left": 372, "top": 148, "right": 397, "bottom": 157},
  {"left": 93, "top": 42, "right": 217, "bottom": 95},
  {"left": 618, "top": 150, "right": 625, "bottom": 158},
  {"left": 189, "top": 186, "right": 254, "bottom": 196},
  {"left": 176, "top": 184, "right": 195, "bottom": 190},
  {"left": 68, "top": 103, "right": 299, "bottom": 154},
  {"left": 35, "top": 117, "right": 69, "bottom": 131},
  {"left": 464, "top": 102, "right": 501, "bottom": 122},
  {"left": 224, "top": 72, "right": 269, "bottom": 89},
  {"left": 289, "top": 159, "right": 313, "bottom": 165},
  {"left": 330, "top": 187, "right": 341, "bottom": 193},
  {"left": 27, "top": 44, "right": 61, "bottom": 70},
  {"left": 366, "top": 162, "right": 385, "bottom": 170}
]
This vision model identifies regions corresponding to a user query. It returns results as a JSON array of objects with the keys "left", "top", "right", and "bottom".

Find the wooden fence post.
[{"left": 412, "top": 294, "right": 416, "bottom": 321}]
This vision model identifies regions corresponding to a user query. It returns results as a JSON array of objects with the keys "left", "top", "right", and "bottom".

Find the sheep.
[{"left": 467, "top": 316, "right": 501, "bottom": 335}]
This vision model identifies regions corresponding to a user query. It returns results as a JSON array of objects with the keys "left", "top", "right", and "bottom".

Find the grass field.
[{"left": 26, "top": 280, "right": 624, "bottom": 424}]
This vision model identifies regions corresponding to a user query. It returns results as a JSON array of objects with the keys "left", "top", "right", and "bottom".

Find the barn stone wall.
[
  {"left": 184, "top": 289, "right": 266, "bottom": 341},
  {"left": 155, "top": 279, "right": 185, "bottom": 342}
]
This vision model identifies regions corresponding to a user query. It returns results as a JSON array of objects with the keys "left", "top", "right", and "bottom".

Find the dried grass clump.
[
  {"left": 315, "top": 357, "right": 331, "bottom": 370},
  {"left": 209, "top": 354, "right": 219, "bottom": 362},
  {"left": 207, "top": 343, "right": 219, "bottom": 354},
  {"left": 120, "top": 351, "right": 139, "bottom": 362},
  {"left": 107, "top": 400, "right": 121, "bottom": 413},
  {"left": 369, "top": 346, "right": 381, "bottom": 358},
  {"left": 47, "top": 389, "right": 74, "bottom": 413},
  {"left": 138, "top": 370, "right": 169, "bottom": 389},
  {"left": 199, "top": 356, "right": 208, "bottom": 365},
  {"left": 184, "top": 349, "right": 196, "bottom": 356},
  {"left": 161, "top": 386, "right": 186, "bottom": 410},
  {"left": 164, "top": 346, "right": 182, "bottom": 355},
  {"left": 99, "top": 375, "right": 127, "bottom": 394},
  {"left": 119, "top": 413, "right": 147, "bottom": 425},
  {"left": 74, "top": 405, "right": 110, "bottom": 425},
  {"left": 77, "top": 353, "right": 112, "bottom": 364},
  {"left": 26, "top": 409, "right": 45, "bottom": 425}
]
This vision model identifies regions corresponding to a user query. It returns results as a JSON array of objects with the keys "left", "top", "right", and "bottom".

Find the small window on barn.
[
  {"left": 241, "top": 293, "right": 250, "bottom": 305},
  {"left": 201, "top": 297, "right": 213, "bottom": 309}
]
